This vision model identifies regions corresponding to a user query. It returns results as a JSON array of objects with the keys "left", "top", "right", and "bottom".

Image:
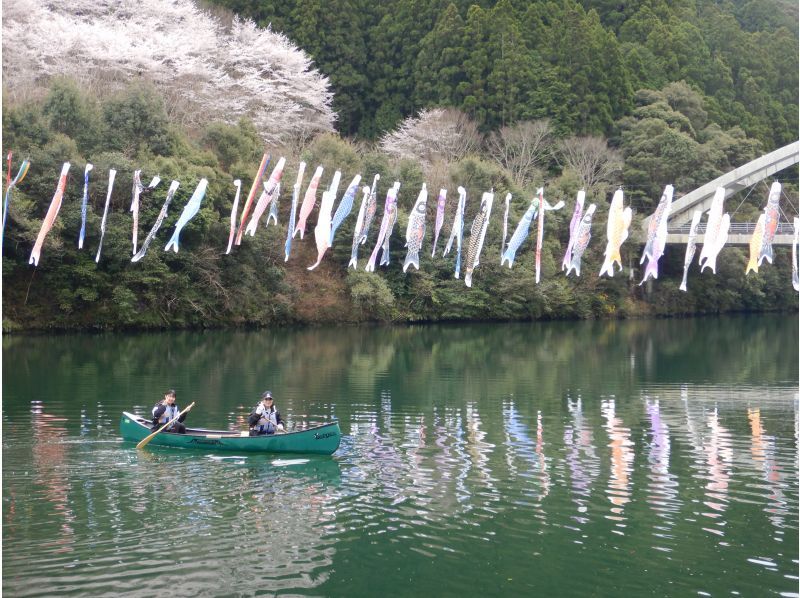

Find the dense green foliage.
[
  {"left": 212, "top": 0, "right": 797, "bottom": 149},
  {"left": 2, "top": 78, "right": 797, "bottom": 332}
]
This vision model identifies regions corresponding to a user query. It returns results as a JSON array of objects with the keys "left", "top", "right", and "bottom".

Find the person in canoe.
[
  {"left": 151, "top": 389, "right": 188, "bottom": 434},
  {"left": 249, "top": 391, "right": 284, "bottom": 436}
]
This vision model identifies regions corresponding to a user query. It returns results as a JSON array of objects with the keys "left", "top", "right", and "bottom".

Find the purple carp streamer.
[
  {"left": 329, "top": 174, "right": 362, "bottom": 246},
  {"left": 698, "top": 187, "right": 729, "bottom": 273},
  {"left": 365, "top": 182, "right": 400, "bottom": 272},
  {"left": 132, "top": 180, "right": 180, "bottom": 263},
  {"left": 130, "top": 171, "right": 161, "bottom": 255},
  {"left": 500, "top": 192, "right": 512, "bottom": 263},
  {"left": 349, "top": 185, "right": 371, "bottom": 269},
  {"left": 403, "top": 183, "right": 428, "bottom": 272},
  {"left": 679, "top": 210, "right": 702, "bottom": 291},
  {"left": 245, "top": 157, "right": 285, "bottom": 237},
  {"left": 267, "top": 182, "right": 280, "bottom": 226},
  {"left": 2, "top": 155, "right": 31, "bottom": 248},
  {"left": 95, "top": 168, "right": 116, "bottom": 263},
  {"left": 598, "top": 189, "right": 632, "bottom": 278},
  {"left": 443, "top": 186, "right": 467, "bottom": 278},
  {"left": 431, "top": 188, "right": 447, "bottom": 257},
  {"left": 284, "top": 162, "right": 306, "bottom": 261},
  {"left": 562, "top": 190, "right": 585, "bottom": 271},
  {"left": 236, "top": 153, "right": 270, "bottom": 245},
  {"left": 792, "top": 217, "right": 799, "bottom": 292},
  {"left": 30, "top": 162, "right": 70, "bottom": 266},
  {"left": 501, "top": 196, "right": 538, "bottom": 268},
  {"left": 308, "top": 170, "right": 342, "bottom": 270},
  {"left": 757, "top": 182, "right": 781, "bottom": 267},
  {"left": 78, "top": 163, "right": 93, "bottom": 249},
  {"left": 164, "top": 178, "right": 209, "bottom": 253},
  {"left": 358, "top": 175, "right": 380, "bottom": 245},
  {"left": 379, "top": 184, "right": 401, "bottom": 267},
  {"left": 639, "top": 185, "right": 674, "bottom": 284},
  {"left": 225, "top": 179, "right": 242, "bottom": 255},
  {"left": 745, "top": 214, "right": 766, "bottom": 275},
  {"left": 294, "top": 166, "right": 324, "bottom": 239},
  {"left": 565, "top": 204, "right": 596, "bottom": 277},
  {"left": 464, "top": 191, "right": 494, "bottom": 287}
]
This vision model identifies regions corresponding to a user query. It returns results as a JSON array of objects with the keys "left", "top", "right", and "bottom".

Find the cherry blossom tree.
[
  {"left": 2, "top": 0, "right": 335, "bottom": 145},
  {"left": 379, "top": 108, "right": 482, "bottom": 168}
]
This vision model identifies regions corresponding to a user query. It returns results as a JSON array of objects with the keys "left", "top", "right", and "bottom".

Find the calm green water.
[{"left": 3, "top": 315, "right": 798, "bottom": 597}]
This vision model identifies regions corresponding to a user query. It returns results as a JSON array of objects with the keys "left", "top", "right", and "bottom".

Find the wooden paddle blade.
[{"left": 136, "top": 401, "right": 195, "bottom": 449}]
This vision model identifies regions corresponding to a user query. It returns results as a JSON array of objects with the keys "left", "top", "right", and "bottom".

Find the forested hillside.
[{"left": 1, "top": 0, "right": 797, "bottom": 331}]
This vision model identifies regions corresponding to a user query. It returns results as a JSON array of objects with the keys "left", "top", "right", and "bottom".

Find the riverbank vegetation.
[{"left": 1, "top": 0, "right": 797, "bottom": 331}]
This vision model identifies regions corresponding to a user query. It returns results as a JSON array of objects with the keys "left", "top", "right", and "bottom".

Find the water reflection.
[{"left": 2, "top": 315, "right": 798, "bottom": 596}]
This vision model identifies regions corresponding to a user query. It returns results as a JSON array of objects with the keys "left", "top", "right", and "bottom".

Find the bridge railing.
[{"left": 666, "top": 222, "right": 796, "bottom": 236}]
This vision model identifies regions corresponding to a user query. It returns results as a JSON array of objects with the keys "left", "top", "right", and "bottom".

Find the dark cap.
[
  {"left": 165, "top": 389, "right": 176, "bottom": 397},
  {"left": 261, "top": 391, "right": 273, "bottom": 401}
]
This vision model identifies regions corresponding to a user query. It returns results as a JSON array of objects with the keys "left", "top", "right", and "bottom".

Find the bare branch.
[
  {"left": 556, "top": 136, "right": 623, "bottom": 193},
  {"left": 485, "top": 120, "right": 553, "bottom": 189}
]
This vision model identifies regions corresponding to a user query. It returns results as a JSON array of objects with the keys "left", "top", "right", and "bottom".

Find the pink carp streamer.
[
  {"left": 562, "top": 190, "right": 585, "bottom": 271},
  {"left": 757, "top": 182, "right": 781, "bottom": 267},
  {"left": 225, "top": 180, "right": 242, "bottom": 255},
  {"left": 308, "top": 170, "right": 343, "bottom": 270},
  {"left": 235, "top": 153, "right": 270, "bottom": 246},
  {"left": 431, "top": 188, "right": 447, "bottom": 257},
  {"left": 366, "top": 182, "right": 400, "bottom": 272},
  {"left": 29, "top": 162, "right": 71, "bottom": 266},
  {"left": 245, "top": 157, "right": 286, "bottom": 237},
  {"left": 294, "top": 166, "right": 324, "bottom": 239}
]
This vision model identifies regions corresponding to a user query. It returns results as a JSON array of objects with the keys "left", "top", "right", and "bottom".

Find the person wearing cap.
[
  {"left": 151, "top": 389, "right": 188, "bottom": 434},
  {"left": 249, "top": 391, "right": 284, "bottom": 436}
]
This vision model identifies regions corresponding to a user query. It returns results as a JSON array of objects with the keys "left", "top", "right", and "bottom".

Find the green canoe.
[{"left": 120, "top": 412, "right": 341, "bottom": 455}]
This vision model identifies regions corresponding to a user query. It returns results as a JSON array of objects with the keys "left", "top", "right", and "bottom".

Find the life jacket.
[
  {"left": 252, "top": 404, "right": 278, "bottom": 434},
  {"left": 153, "top": 403, "right": 179, "bottom": 425}
]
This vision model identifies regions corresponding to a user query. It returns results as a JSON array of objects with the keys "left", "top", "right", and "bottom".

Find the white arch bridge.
[{"left": 641, "top": 141, "right": 799, "bottom": 245}]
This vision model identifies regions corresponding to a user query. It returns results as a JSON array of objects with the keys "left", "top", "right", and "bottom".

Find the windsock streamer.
[
  {"left": 639, "top": 185, "right": 674, "bottom": 284},
  {"left": 700, "top": 213, "right": 729, "bottom": 274},
  {"left": 500, "top": 193, "right": 512, "bottom": 263},
  {"left": 245, "top": 157, "right": 285, "bottom": 237},
  {"left": 757, "top": 182, "right": 781, "bottom": 267},
  {"left": 380, "top": 183, "right": 402, "bottom": 267},
  {"left": 565, "top": 204, "right": 596, "bottom": 277},
  {"left": 284, "top": 162, "right": 306, "bottom": 261},
  {"left": 2, "top": 155, "right": 31, "bottom": 247},
  {"left": 359, "top": 175, "right": 380, "bottom": 245},
  {"left": 294, "top": 166, "right": 324, "bottom": 239},
  {"left": 562, "top": 190, "right": 585, "bottom": 271},
  {"left": 792, "top": 217, "right": 799, "bottom": 292},
  {"left": 365, "top": 182, "right": 400, "bottom": 272},
  {"left": 329, "top": 174, "right": 362, "bottom": 245},
  {"left": 534, "top": 190, "right": 565, "bottom": 284},
  {"left": 431, "top": 188, "right": 447, "bottom": 257},
  {"left": 30, "top": 162, "right": 71, "bottom": 266},
  {"left": 267, "top": 183, "right": 280, "bottom": 226},
  {"left": 78, "top": 164, "right": 93, "bottom": 249},
  {"left": 403, "top": 184, "right": 428, "bottom": 272},
  {"left": 464, "top": 191, "right": 494, "bottom": 287},
  {"left": 131, "top": 171, "right": 161, "bottom": 255},
  {"left": 349, "top": 185, "right": 371, "bottom": 269},
  {"left": 679, "top": 210, "right": 702, "bottom": 291},
  {"left": 444, "top": 187, "right": 467, "bottom": 278},
  {"left": 308, "top": 171, "right": 342, "bottom": 270},
  {"left": 225, "top": 180, "right": 242, "bottom": 255},
  {"left": 164, "top": 178, "right": 209, "bottom": 253},
  {"left": 133, "top": 180, "right": 180, "bottom": 262},
  {"left": 599, "top": 189, "right": 631, "bottom": 278},
  {"left": 745, "top": 214, "right": 766, "bottom": 275},
  {"left": 95, "top": 168, "right": 116, "bottom": 263},
  {"left": 501, "top": 197, "right": 538, "bottom": 268},
  {"left": 698, "top": 187, "right": 727, "bottom": 271},
  {"left": 235, "top": 153, "right": 270, "bottom": 245}
]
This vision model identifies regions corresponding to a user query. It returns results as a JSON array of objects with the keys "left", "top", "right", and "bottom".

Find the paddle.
[{"left": 136, "top": 401, "right": 195, "bottom": 449}]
